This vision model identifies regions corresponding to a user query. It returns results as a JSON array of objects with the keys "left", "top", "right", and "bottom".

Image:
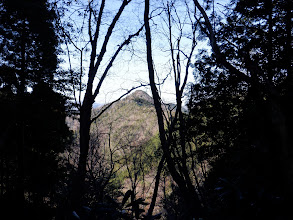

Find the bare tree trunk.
[
  {"left": 68, "top": 0, "right": 143, "bottom": 208},
  {"left": 71, "top": 95, "right": 93, "bottom": 208},
  {"left": 144, "top": 0, "right": 202, "bottom": 218},
  {"left": 146, "top": 155, "right": 165, "bottom": 217}
]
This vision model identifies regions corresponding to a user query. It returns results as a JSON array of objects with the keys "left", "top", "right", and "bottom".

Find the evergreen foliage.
[
  {"left": 187, "top": 0, "right": 293, "bottom": 218},
  {"left": 0, "top": 0, "right": 71, "bottom": 219}
]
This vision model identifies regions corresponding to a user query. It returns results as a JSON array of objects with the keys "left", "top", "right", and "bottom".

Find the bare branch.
[
  {"left": 88, "top": 1, "right": 93, "bottom": 44},
  {"left": 93, "top": 0, "right": 105, "bottom": 44},
  {"left": 93, "top": 25, "right": 144, "bottom": 99},
  {"left": 180, "top": 20, "right": 197, "bottom": 95},
  {"left": 88, "top": 0, "right": 106, "bottom": 82},
  {"left": 90, "top": 0, "right": 132, "bottom": 83}
]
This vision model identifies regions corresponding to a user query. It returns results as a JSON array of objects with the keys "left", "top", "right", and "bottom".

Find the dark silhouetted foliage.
[
  {"left": 0, "top": 0, "right": 71, "bottom": 219},
  {"left": 187, "top": 0, "right": 293, "bottom": 218}
]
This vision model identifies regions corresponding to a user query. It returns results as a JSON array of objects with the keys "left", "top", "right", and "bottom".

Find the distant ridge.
[{"left": 67, "top": 90, "right": 186, "bottom": 132}]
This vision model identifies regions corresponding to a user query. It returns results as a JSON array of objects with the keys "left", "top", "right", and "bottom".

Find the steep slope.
[{"left": 91, "top": 90, "right": 158, "bottom": 148}]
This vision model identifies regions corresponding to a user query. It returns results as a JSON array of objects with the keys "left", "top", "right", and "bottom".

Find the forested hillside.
[
  {"left": 92, "top": 90, "right": 158, "bottom": 148},
  {"left": 65, "top": 90, "right": 165, "bottom": 216}
]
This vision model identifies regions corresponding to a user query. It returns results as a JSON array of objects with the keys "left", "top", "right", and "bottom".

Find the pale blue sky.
[{"left": 58, "top": 0, "right": 228, "bottom": 106}]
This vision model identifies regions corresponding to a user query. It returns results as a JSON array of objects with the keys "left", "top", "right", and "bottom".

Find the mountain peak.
[
  {"left": 130, "top": 90, "right": 151, "bottom": 98},
  {"left": 125, "top": 90, "right": 154, "bottom": 107},
  {"left": 127, "top": 90, "right": 152, "bottom": 101}
]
